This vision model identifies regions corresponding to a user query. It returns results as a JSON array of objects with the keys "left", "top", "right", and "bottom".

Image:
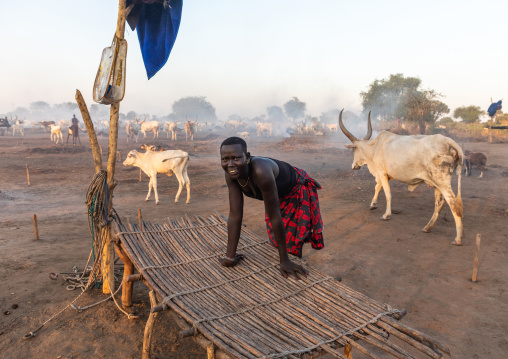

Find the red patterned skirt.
[{"left": 265, "top": 167, "right": 324, "bottom": 257}]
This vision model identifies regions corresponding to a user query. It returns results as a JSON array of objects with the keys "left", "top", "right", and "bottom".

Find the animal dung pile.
[{"left": 113, "top": 213, "right": 449, "bottom": 358}]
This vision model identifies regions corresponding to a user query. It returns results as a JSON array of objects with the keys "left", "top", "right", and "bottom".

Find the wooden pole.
[
  {"left": 114, "top": 244, "right": 134, "bottom": 308},
  {"left": 33, "top": 214, "right": 39, "bottom": 241},
  {"left": 472, "top": 234, "right": 481, "bottom": 282},
  {"left": 142, "top": 290, "right": 159, "bottom": 359},
  {"left": 26, "top": 164, "right": 30, "bottom": 186},
  {"left": 139, "top": 168, "right": 142, "bottom": 182},
  {"left": 102, "top": 0, "right": 127, "bottom": 295}
]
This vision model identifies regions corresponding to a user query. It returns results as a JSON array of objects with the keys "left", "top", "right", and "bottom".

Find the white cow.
[
  {"left": 237, "top": 131, "right": 250, "bottom": 140},
  {"left": 139, "top": 119, "right": 160, "bottom": 139},
  {"left": 325, "top": 123, "right": 338, "bottom": 132},
  {"left": 255, "top": 122, "right": 273, "bottom": 136},
  {"left": 339, "top": 110, "right": 464, "bottom": 245},
  {"left": 123, "top": 149, "right": 191, "bottom": 205},
  {"left": 185, "top": 117, "right": 197, "bottom": 142},
  {"left": 164, "top": 121, "right": 179, "bottom": 141},
  {"left": 225, "top": 119, "right": 245, "bottom": 130},
  {"left": 12, "top": 120, "right": 24, "bottom": 136},
  {"left": 49, "top": 124, "right": 63, "bottom": 144},
  {"left": 126, "top": 120, "right": 141, "bottom": 143}
]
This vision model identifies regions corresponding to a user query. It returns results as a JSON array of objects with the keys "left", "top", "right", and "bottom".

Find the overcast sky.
[{"left": 1, "top": 0, "right": 506, "bottom": 120}]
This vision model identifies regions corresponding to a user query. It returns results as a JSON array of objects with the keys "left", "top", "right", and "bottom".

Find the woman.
[{"left": 219, "top": 136, "right": 324, "bottom": 279}]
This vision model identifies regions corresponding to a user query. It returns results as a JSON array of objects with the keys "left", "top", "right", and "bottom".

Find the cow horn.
[
  {"left": 363, "top": 111, "right": 372, "bottom": 140},
  {"left": 338, "top": 109, "right": 358, "bottom": 142}
]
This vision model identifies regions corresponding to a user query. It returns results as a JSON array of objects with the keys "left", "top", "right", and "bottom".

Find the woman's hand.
[
  {"left": 219, "top": 253, "right": 245, "bottom": 267},
  {"left": 279, "top": 260, "right": 308, "bottom": 280}
]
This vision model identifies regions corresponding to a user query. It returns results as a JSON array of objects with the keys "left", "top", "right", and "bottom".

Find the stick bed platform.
[{"left": 113, "top": 214, "right": 449, "bottom": 359}]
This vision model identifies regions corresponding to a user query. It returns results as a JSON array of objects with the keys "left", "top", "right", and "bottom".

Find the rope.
[{"left": 23, "top": 170, "right": 121, "bottom": 339}]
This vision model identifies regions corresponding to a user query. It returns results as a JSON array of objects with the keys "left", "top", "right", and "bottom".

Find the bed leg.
[
  {"left": 344, "top": 343, "right": 353, "bottom": 358},
  {"left": 207, "top": 342, "right": 215, "bottom": 359},
  {"left": 114, "top": 243, "right": 134, "bottom": 308},
  {"left": 142, "top": 291, "right": 159, "bottom": 359}
]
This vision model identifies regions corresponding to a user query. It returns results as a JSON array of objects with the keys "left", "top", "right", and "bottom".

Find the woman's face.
[{"left": 220, "top": 144, "right": 249, "bottom": 179}]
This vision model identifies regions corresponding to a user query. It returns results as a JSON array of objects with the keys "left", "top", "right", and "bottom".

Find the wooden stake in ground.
[
  {"left": 138, "top": 209, "right": 144, "bottom": 231},
  {"left": 26, "top": 164, "right": 30, "bottom": 186},
  {"left": 472, "top": 234, "right": 481, "bottom": 282},
  {"left": 33, "top": 214, "right": 39, "bottom": 241},
  {"left": 139, "top": 168, "right": 142, "bottom": 182}
]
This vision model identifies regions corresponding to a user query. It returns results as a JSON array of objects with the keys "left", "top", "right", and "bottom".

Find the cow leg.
[
  {"left": 173, "top": 172, "right": 184, "bottom": 204},
  {"left": 370, "top": 179, "right": 383, "bottom": 209},
  {"left": 152, "top": 176, "right": 160, "bottom": 205},
  {"left": 145, "top": 178, "right": 153, "bottom": 202},
  {"left": 439, "top": 187, "right": 464, "bottom": 245},
  {"left": 422, "top": 188, "right": 446, "bottom": 233},
  {"left": 379, "top": 175, "right": 392, "bottom": 220},
  {"left": 478, "top": 165, "right": 484, "bottom": 179}
]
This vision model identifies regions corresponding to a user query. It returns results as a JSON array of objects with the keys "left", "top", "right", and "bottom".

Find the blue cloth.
[
  {"left": 133, "top": 1, "right": 183, "bottom": 79},
  {"left": 488, "top": 100, "right": 502, "bottom": 117}
]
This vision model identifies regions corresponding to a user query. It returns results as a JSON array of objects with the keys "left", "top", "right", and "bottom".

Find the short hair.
[{"left": 220, "top": 136, "right": 247, "bottom": 153}]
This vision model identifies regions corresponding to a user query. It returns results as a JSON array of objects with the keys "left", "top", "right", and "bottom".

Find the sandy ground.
[{"left": 0, "top": 128, "right": 507, "bottom": 359}]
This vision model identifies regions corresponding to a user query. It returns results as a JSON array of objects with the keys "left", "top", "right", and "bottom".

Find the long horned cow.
[{"left": 339, "top": 110, "right": 464, "bottom": 245}]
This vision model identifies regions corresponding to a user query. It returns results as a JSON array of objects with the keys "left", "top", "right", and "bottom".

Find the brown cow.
[{"left": 464, "top": 150, "right": 487, "bottom": 179}]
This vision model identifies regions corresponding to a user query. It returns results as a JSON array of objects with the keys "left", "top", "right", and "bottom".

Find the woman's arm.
[
  {"left": 254, "top": 160, "right": 308, "bottom": 279},
  {"left": 220, "top": 173, "right": 245, "bottom": 267}
]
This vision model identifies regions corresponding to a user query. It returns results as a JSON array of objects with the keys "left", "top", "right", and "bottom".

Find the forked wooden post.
[
  {"left": 33, "top": 214, "right": 39, "bottom": 241},
  {"left": 142, "top": 291, "right": 159, "bottom": 359},
  {"left": 114, "top": 244, "right": 134, "bottom": 307},
  {"left": 472, "top": 234, "right": 481, "bottom": 282}
]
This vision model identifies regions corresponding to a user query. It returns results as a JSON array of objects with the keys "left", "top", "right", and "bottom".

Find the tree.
[
  {"left": 172, "top": 96, "right": 217, "bottom": 122},
  {"left": 266, "top": 106, "right": 285, "bottom": 122},
  {"left": 453, "top": 106, "right": 484, "bottom": 124},
  {"left": 361, "top": 73, "right": 448, "bottom": 134},
  {"left": 360, "top": 73, "right": 420, "bottom": 121},
  {"left": 437, "top": 116, "right": 454, "bottom": 126},
  {"left": 29, "top": 101, "right": 51, "bottom": 112},
  {"left": 284, "top": 97, "right": 306, "bottom": 121}
]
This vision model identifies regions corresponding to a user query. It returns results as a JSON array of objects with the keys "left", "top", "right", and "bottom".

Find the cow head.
[
  {"left": 339, "top": 109, "right": 373, "bottom": 170},
  {"left": 123, "top": 150, "right": 139, "bottom": 166}
]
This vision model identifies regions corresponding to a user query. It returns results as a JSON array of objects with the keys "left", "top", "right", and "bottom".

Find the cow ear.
[{"left": 345, "top": 144, "right": 356, "bottom": 150}]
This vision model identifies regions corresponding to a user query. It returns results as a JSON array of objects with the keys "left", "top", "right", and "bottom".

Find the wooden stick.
[
  {"left": 138, "top": 209, "right": 144, "bottom": 231},
  {"left": 75, "top": 89, "right": 102, "bottom": 173},
  {"left": 33, "top": 214, "right": 39, "bottom": 241},
  {"left": 344, "top": 343, "right": 353, "bottom": 359},
  {"left": 142, "top": 290, "right": 159, "bottom": 359},
  {"left": 139, "top": 168, "right": 142, "bottom": 182},
  {"left": 26, "top": 164, "right": 30, "bottom": 186},
  {"left": 114, "top": 243, "right": 134, "bottom": 307},
  {"left": 472, "top": 234, "right": 481, "bottom": 282}
]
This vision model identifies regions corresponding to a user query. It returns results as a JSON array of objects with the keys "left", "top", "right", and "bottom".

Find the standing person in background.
[{"left": 219, "top": 136, "right": 324, "bottom": 279}]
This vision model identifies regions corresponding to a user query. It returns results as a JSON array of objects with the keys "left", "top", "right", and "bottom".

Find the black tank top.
[{"left": 241, "top": 157, "right": 297, "bottom": 200}]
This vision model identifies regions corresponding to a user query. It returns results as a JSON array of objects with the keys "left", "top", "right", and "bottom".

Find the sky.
[{"left": 1, "top": 0, "right": 507, "bottom": 121}]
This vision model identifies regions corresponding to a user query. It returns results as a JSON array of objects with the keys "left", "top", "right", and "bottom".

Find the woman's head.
[{"left": 220, "top": 137, "right": 250, "bottom": 179}]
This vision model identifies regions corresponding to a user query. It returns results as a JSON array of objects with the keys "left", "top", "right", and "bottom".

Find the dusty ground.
[{"left": 0, "top": 128, "right": 507, "bottom": 359}]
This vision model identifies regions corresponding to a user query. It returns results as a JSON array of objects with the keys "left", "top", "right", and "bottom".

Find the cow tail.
[{"left": 451, "top": 141, "right": 463, "bottom": 218}]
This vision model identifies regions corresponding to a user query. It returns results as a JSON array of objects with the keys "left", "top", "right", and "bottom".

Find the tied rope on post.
[{"left": 23, "top": 171, "right": 122, "bottom": 340}]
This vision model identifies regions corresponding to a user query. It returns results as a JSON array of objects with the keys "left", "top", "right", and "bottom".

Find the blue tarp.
[
  {"left": 127, "top": 0, "right": 183, "bottom": 79},
  {"left": 488, "top": 100, "right": 502, "bottom": 117}
]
